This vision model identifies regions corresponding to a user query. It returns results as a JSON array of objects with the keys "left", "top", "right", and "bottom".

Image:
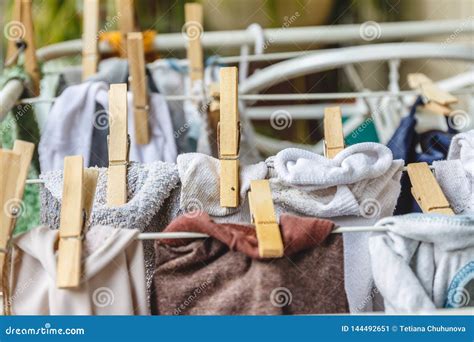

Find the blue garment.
[{"left": 387, "top": 97, "right": 456, "bottom": 214}]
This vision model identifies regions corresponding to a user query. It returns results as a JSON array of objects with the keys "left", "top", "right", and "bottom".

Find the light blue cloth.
[{"left": 371, "top": 214, "right": 474, "bottom": 312}]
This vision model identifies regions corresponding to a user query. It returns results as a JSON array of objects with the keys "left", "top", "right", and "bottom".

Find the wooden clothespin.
[
  {"left": 208, "top": 82, "right": 220, "bottom": 135},
  {"left": 323, "top": 106, "right": 345, "bottom": 159},
  {"left": 407, "top": 73, "right": 458, "bottom": 116},
  {"left": 115, "top": 0, "right": 136, "bottom": 56},
  {"left": 219, "top": 67, "right": 240, "bottom": 208},
  {"left": 82, "top": 0, "right": 100, "bottom": 80},
  {"left": 0, "top": 150, "right": 21, "bottom": 307},
  {"left": 57, "top": 156, "right": 99, "bottom": 288},
  {"left": 127, "top": 32, "right": 149, "bottom": 144},
  {"left": 248, "top": 180, "right": 284, "bottom": 258},
  {"left": 185, "top": 3, "right": 204, "bottom": 84},
  {"left": 0, "top": 141, "right": 34, "bottom": 303},
  {"left": 407, "top": 162, "right": 454, "bottom": 215},
  {"left": 5, "top": 0, "right": 40, "bottom": 95},
  {"left": 107, "top": 83, "right": 129, "bottom": 206}
]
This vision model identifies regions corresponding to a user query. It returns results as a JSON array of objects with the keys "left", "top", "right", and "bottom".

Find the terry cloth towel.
[
  {"left": 39, "top": 79, "right": 177, "bottom": 172},
  {"left": 177, "top": 153, "right": 268, "bottom": 223},
  {"left": 387, "top": 97, "right": 456, "bottom": 214},
  {"left": 10, "top": 225, "right": 148, "bottom": 315},
  {"left": 433, "top": 130, "right": 474, "bottom": 214},
  {"left": 370, "top": 214, "right": 474, "bottom": 313},
  {"left": 40, "top": 161, "right": 181, "bottom": 293},
  {"left": 266, "top": 143, "right": 404, "bottom": 313},
  {"left": 152, "top": 212, "right": 348, "bottom": 315}
]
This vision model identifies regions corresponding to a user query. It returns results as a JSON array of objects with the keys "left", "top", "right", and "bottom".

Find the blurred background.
[{"left": 1, "top": 0, "right": 473, "bottom": 145}]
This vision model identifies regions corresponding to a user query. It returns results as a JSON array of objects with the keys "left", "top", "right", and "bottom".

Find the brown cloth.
[{"left": 152, "top": 212, "right": 349, "bottom": 315}]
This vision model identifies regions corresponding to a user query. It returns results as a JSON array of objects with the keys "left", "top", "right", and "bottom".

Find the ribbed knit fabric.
[
  {"left": 177, "top": 153, "right": 268, "bottom": 223},
  {"left": 40, "top": 161, "right": 181, "bottom": 294},
  {"left": 370, "top": 214, "right": 474, "bottom": 313},
  {"left": 433, "top": 130, "right": 474, "bottom": 214}
]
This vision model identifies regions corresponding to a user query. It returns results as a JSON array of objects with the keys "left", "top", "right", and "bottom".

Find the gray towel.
[{"left": 40, "top": 161, "right": 181, "bottom": 293}]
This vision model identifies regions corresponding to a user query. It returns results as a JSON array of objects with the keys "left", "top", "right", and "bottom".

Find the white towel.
[{"left": 370, "top": 214, "right": 474, "bottom": 313}]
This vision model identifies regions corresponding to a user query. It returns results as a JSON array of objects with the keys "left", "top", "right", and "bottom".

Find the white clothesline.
[
  {"left": 135, "top": 225, "right": 389, "bottom": 240},
  {"left": 13, "top": 88, "right": 474, "bottom": 106},
  {"left": 36, "top": 20, "right": 474, "bottom": 62},
  {"left": 24, "top": 165, "right": 431, "bottom": 185}
]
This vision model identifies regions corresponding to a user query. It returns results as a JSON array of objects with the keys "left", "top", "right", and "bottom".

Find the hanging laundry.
[
  {"left": 433, "top": 129, "right": 474, "bottom": 214},
  {"left": 266, "top": 143, "right": 403, "bottom": 313},
  {"left": 387, "top": 97, "right": 457, "bottom": 214},
  {"left": 370, "top": 214, "right": 474, "bottom": 312},
  {"left": 9, "top": 225, "right": 148, "bottom": 315},
  {"left": 152, "top": 212, "right": 348, "bottom": 315},
  {"left": 39, "top": 61, "right": 178, "bottom": 171},
  {"left": 177, "top": 152, "right": 268, "bottom": 222},
  {"left": 40, "top": 161, "right": 180, "bottom": 294}
]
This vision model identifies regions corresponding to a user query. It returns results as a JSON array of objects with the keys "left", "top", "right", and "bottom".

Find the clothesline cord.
[
  {"left": 135, "top": 225, "right": 389, "bottom": 240},
  {"left": 14, "top": 88, "right": 474, "bottom": 105},
  {"left": 23, "top": 165, "right": 431, "bottom": 185}
]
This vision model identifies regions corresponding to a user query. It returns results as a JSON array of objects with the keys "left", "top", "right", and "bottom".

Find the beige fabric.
[{"left": 9, "top": 225, "right": 148, "bottom": 315}]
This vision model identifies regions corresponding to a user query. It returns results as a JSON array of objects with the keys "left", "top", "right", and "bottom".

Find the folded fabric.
[
  {"left": 177, "top": 153, "right": 268, "bottom": 222},
  {"left": 387, "top": 97, "right": 456, "bottom": 214},
  {"left": 370, "top": 214, "right": 474, "bottom": 313},
  {"left": 433, "top": 130, "right": 474, "bottom": 214},
  {"left": 266, "top": 144, "right": 403, "bottom": 314},
  {"left": 40, "top": 161, "right": 180, "bottom": 293},
  {"left": 10, "top": 225, "right": 148, "bottom": 315},
  {"left": 39, "top": 77, "right": 177, "bottom": 171},
  {"left": 152, "top": 212, "right": 348, "bottom": 315}
]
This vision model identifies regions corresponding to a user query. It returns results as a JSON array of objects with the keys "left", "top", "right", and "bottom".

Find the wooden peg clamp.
[
  {"left": 127, "top": 32, "right": 149, "bottom": 145},
  {"left": 248, "top": 180, "right": 284, "bottom": 258},
  {"left": 0, "top": 150, "right": 22, "bottom": 300},
  {"left": 5, "top": 0, "right": 40, "bottom": 95},
  {"left": 407, "top": 162, "right": 454, "bottom": 215},
  {"left": 408, "top": 73, "right": 458, "bottom": 116},
  {"left": 185, "top": 3, "right": 204, "bottom": 84},
  {"left": 107, "top": 84, "right": 130, "bottom": 206},
  {"left": 56, "top": 156, "right": 99, "bottom": 288},
  {"left": 115, "top": 0, "right": 136, "bottom": 56},
  {"left": 219, "top": 67, "right": 240, "bottom": 208},
  {"left": 82, "top": 0, "right": 100, "bottom": 80},
  {"left": 323, "top": 106, "right": 345, "bottom": 159}
]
